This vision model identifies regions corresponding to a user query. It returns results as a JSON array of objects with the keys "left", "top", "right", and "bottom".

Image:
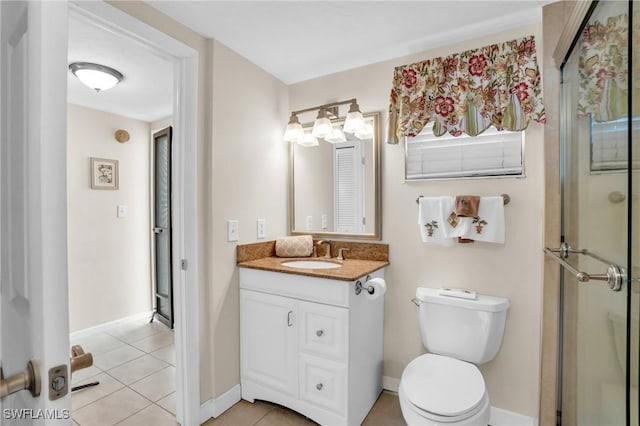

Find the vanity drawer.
[
  {"left": 299, "top": 353, "right": 347, "bottom": 415},
  {"left": 299, "top": 301, "right": 348, "bottom": 361}
]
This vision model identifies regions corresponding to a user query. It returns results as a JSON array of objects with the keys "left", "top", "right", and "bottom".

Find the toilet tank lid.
[{"left": 416, "top": 287, "right": 509, "bottom": 312}]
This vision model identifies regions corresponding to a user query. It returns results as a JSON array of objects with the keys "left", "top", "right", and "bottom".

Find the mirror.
[{"left": 289, "top": 112, "right": 381, "bottom": 240}]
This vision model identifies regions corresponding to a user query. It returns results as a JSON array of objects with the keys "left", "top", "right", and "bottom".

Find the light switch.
[
  {"left": 117, "top": 205, "right": 127, "bottom": 218},
  {"left": 306, "top": 216, "right": 313, "bottom": 231},
  {"left": 257, "top": 219, "right": 266, "bottom": 239},
  {"left": 227, "top": 220, "right": 239, "bottom": 242}
]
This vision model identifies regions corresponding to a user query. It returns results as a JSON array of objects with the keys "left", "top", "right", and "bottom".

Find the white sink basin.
[{"left": 281, "top": 260, "right": 342, "bottom": 269}]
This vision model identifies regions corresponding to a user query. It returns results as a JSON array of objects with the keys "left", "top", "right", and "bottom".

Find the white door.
[
  {"left": 0, "top": 1, "right": 70, "bottom": 423},
  {"left": 240, "top": 290, "right": 298, "bottom": 397}
]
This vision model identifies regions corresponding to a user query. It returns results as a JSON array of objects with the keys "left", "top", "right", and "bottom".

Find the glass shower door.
[{"left": 556, "top": 1, "right": 638, "bottom": 425}]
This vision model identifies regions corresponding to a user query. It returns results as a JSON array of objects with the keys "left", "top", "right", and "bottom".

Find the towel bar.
[
  {"left": 543, "top": 243, "right": 624, "bottom": 291},
  {"left": 415, "top": 194, "right": 510, "bottom": 205}
]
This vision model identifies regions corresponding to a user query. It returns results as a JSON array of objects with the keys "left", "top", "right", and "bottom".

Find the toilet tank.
[{"left": 415, "top": 287, "right": 509, "bottom": 364}]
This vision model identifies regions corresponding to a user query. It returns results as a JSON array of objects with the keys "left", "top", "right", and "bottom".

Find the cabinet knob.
[
  {"left": 316, "top": 383, "right": 323, "bottom": 391},
  {"left": 316, "top": 329, "right": 324, "bottom": 337}
]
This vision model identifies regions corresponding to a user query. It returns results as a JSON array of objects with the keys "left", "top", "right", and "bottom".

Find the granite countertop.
[{"left": 237, "top": 256, "right": 389, "bottom": 281}]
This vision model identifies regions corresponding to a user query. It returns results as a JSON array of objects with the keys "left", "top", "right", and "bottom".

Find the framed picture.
[{"left": 90, "top": 157, "right": 119, "bottom": 190}]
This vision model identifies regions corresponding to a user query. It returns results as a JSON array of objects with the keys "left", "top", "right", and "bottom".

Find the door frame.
[{"left": 68, "top": 2, "right": 200, "bottom": 424}]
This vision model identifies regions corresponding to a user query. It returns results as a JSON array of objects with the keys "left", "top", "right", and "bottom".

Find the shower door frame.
[{"left": 540, "top": 1, "right": 638, "bottom": 424}]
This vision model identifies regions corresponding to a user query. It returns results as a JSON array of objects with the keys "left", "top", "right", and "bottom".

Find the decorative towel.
[
  {"left": 275, "top": 235, "right": 314, "bottom": 257},
  {"left": 460, "top": 196, "right": 505, "bottom": 244},
  {"left": 418, "top": 197, "right": 455, "bottom": 246},
  {"left": 455, "top": 195, "right": 480, "bottom": 217},
  {"left": 440, "top": 196, "right": 471, "bottom": 239}
]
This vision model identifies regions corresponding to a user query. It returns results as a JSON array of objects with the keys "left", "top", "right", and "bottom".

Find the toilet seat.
[{"left": 401, "top": 354, "right": 486, "bottom": 421}]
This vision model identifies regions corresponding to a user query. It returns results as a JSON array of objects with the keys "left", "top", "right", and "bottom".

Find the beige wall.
[
  {"left": 289, "top": 25, "right": 545, "bottom": 417},
  {"left": 209, "top": 40, "right": 290, "bottom": 397},
  {"left": 107, "top": 2, "right": 549, "bottom": 417},
  {"left": 67, "top": 104, "right": 151, "bottom": 332}
]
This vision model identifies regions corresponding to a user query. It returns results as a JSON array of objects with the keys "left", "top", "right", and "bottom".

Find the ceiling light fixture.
[
  {"left": 69, "top": 62, "right": 124, "bottom": 92},
  {"left": 284, "top": 98, "right": 365, "bottom": 144}
]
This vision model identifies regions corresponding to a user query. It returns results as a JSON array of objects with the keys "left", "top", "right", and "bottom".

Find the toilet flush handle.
[{"left": 411, "top": 298, "right": 420, "bottom": 307}]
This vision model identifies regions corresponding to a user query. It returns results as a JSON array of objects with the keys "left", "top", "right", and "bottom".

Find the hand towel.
[
  {"left": 455, "top": 195, "right": 480, "bottom": 217},
  {"left": 275, "top": 235, "right": 314, "bottom": 257},
  {"left": 460, "top": 196, "right": 505, "bottom": 244},
  {"left": 418, "top": 197, "right": 455, "bottom": 246},
  {"left": 440, "top": 196, "right": 471, "bottom": 239}
]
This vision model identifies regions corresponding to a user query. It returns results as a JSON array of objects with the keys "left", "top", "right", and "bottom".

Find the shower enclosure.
[{"left": 552, "top": 1, "right": 639, "bottom": 424}]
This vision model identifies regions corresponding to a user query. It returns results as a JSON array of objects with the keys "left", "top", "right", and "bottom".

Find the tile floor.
[
  {"left": 201, "top": 392, "right": 405, "bottom": 426},
  {"left": 71, "top": 318, "right": 405, "bottom": 426},
  {"left": 70, "top": 318, "right": 177, "bottom": 426}
]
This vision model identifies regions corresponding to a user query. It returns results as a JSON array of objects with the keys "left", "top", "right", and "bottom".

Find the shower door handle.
[
  {"left": 153, "top": 227, "right": 167, "bottom": 234},
  {"left": 543, "top": 245, "right": 625, "bottom": 291}
]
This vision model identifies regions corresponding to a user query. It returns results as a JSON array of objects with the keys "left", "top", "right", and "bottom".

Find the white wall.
[
  {"left": 67, "top": 104, "right": 151, "bottom": 332},
  {"left": 289, "top": 25, "right": 545, "bottom": 417}
]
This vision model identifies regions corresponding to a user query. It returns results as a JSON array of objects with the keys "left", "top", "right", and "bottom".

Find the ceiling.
[
  {"left": 68, "top": 1, "right": 551, "bottom": 122},
  {"left": 67, "top": 15, "right": 173, "bottom": 122}
]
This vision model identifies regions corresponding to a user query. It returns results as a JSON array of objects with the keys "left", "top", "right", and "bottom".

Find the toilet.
[{"left": 398, "top": 287, "right": 509, "bottom": 426}]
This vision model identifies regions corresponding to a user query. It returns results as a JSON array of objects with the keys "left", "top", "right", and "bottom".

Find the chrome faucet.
[
  {"left": 316, "top": 240, "right": 331, "bottom": 258},
  {"left": 336, "top": 248, "right": 350, "bottom": 260}
]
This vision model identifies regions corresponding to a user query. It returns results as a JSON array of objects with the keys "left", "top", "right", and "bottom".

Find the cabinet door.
[{"left": 240, "top": 290, "right": 298, "bottom": 397}]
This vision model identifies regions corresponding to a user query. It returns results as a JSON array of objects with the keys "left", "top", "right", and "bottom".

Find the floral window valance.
[
  {"left": 577, "top": 13, "right": 640, "bottom": 122},
  {"left": 387, "top": 35, "right": 546, "bottom": 143}
]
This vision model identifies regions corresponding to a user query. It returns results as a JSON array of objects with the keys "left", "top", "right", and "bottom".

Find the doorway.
[
  {"left": 551, "top": 1, "right": 639, "bottom": 424},
  {"left": 152, "top": 126, "right": 174, "bottom": 329},
  {"left": 66, "top": 2, "right": 200, "bottom": 425}
]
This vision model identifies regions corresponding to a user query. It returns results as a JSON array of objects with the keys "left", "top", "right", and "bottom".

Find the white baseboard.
[
  {"left": 69, "top": 311, "right": 154, "bottom": 340},
  {"left": 490, "top": 407, "right": 538, "bottom": 426},
  {"left": 200, "top": 384, "right": 241, "bottom": 424},
  {"left": 382, "top": 375, "right": 400, "bottom": 393}
]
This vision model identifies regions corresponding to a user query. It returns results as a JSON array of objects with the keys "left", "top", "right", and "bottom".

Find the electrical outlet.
[
  {"left": 257, "top": 219, "right": 266, "bottom": 239},
  {"left": 227, "top": 220, "right": 239, "bottom": 242},
  {"left": 321, "top": 214, "right": 328, "bottom": 230},
  {"left": 306, "top": 216, "right": 313, "bottom": 231}
]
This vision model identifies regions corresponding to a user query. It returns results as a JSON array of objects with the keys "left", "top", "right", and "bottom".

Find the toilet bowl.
[
  {"left": 398, "top": 354, "right": 490, "bottom": 426},
  {"left": 398, "top": 288, "right": 509, "bottom": 426}
]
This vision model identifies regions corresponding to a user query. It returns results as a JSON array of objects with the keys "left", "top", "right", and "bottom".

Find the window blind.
[
  {"left": 405, "top": 125, "right": 524, "bottom": 180},
  {"left": 590, "top": 117, "right": 640, "bottom": 171}
]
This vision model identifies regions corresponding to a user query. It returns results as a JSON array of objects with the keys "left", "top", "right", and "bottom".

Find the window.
[
  {"left": 590, "top": 116, "right": 640, "bottom": 172},
  {"left": 404, "top": 124, "right": 524, "bottom": 180}
]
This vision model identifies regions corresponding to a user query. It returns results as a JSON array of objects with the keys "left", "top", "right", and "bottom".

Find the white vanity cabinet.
[{"left": 239, "top": 267, "right": 384, "bottom": 426}]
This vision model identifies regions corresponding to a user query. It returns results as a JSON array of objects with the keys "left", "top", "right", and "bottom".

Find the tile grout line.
[{"left": 71, "top": 322, "right": 176, "bottom": 425}]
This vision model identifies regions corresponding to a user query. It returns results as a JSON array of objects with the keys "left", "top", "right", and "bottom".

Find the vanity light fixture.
[
  {"left": 283, "top": 113, "right": 304, "bottom": 142},
  {"left": 343, "top": 100, "right": 365, "bottom": 133},
  {"left": 325, "top": 127, "right": 347, "bottom": 144},
  {"left": 284, "top": 98, "right": 365, "bottom": 144},
  {"left": 69, "top": 62, "right": 124, "bottom": 92},
  {"left": 355, "top": 122, "right": 374, "bottom": 140},
  {"left": 311, "top": 108, "right": 333, "bottom": 139},
  {"left": 298, "top": 132, "right": 319, "bottom": 147}
]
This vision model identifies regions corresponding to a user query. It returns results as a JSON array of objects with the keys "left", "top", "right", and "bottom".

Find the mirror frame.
[{"left": 288, "top": 111, "right": 382, "bottom": 240}]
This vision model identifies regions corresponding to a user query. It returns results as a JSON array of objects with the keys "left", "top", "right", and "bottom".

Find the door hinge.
[{"left": 181, "top": 259, "right": 188, "bottom": 271}]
